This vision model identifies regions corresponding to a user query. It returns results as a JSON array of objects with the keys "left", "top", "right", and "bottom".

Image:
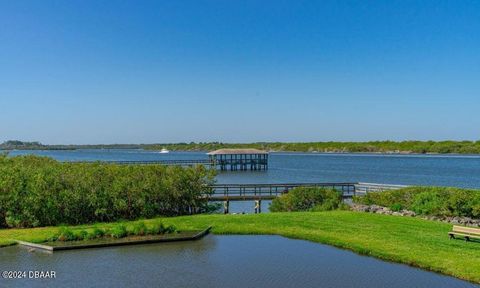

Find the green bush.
[
  {"left": 145, "top": 222, "right": 177, "bottom": 235},
  {"left": 147, "top": 222, "right": 164, "bottom": 235},
  {"left": 354, "top": 186, "right": 480, "bottom": 218},
  {"left": 269, "top": 187, "right": 343, "bottom": 212},
  {"left": 56, "top": 227, "right": 76, "bottom": 241},
  {"left": 473, "top": 204, "right": 480, "bottom": 218},
  {"left": 130, "top": 221, "right": 148, "bottom": 236},
  {"left": 75, "top": 230, "right": 89, "bottom": 241},
  {"left": 86, "top": 227, "right": 105, "bottom": 239},
  {"left": 390, "top": 203, "right": 403, "bottom": 212},
  {"left": 0, "top": 154, "right": 215, "bottom": 228},
  {"left": 164, "top": 224, "right": 177, "bottom": 234},
  {"left": 109, "top": 224, "right": 128, "bottom": 238},
  {"left": 410, "top": 192, "right": 444, "bottom": 215},
  {"left": 54, "top": 223, "right": 178, "bottom": 242},
  {"left": 52, "top": 222, "right": 179, "bottom": 242}
]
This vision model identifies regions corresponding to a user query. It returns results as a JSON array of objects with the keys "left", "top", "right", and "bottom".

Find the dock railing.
[
  {"left": 68, "top": 159, "right": 213, "bottom": 166},
  {"left": 208, "top": 182, "right": 357, "bottom": 200},
  {"left": 353, "top": 182, "right": 408, "bottom": 195},
  {"left": 207, "top": 182, "right": 408, "bottom": 201}
]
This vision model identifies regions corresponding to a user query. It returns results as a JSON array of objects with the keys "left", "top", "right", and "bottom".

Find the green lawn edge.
[{"left": 0, "top": 211, "right": 479, "bottom": 284}]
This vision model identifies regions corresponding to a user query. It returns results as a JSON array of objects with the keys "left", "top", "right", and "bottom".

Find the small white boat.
[{"left": 159, "top": 148, "right": 170, "bottom": 154}]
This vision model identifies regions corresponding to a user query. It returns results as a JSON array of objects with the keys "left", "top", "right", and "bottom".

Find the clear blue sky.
[{"left": 1, "top": 1, "right": 479, "bottom": 144}]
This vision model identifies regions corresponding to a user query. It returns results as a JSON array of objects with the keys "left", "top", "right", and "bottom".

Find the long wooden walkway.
[
  {"left": 207, "top": 182, "right": 407, "bottom": 201},
  {"left": 71, "top": 149, "right": 270, "bottom": 171},
  {"left": 68, "top": 158, "right": 269, "bottom": 170},
  {"left": 207, "top": 182, "right": 407, "bottom": 213},
  {"left": 209, "top": 182, "right": 367, "bottom": 201},
  {"left": 70, "top": 159, "right": 213, "bottom": 166},
  {"left": 67, "top": 149, "right": 269, "bottom": 170}
]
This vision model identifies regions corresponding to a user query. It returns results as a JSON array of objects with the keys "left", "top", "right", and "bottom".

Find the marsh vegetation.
[
  {"left": 0, "top": 154, "right": 214, "bottom": 228},
  {"left": 354, "top": 186, "right": 480, "bottom": 219}
]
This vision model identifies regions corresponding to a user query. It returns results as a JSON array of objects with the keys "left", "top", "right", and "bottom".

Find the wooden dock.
[
  {"left": 207, "top": 149, "right": 268, "bottom": 171},
  {"left": 65, "top": 148, "right": 269, "bottom": 171}
]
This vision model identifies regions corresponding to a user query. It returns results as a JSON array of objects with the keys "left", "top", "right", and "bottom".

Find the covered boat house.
[{"left": 207, "top": 149, "right": 268, "bottom": 171}]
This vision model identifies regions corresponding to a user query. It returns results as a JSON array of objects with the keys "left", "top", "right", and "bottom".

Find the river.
[{"left": 6, "top": 149, "right": 480, "bottom": 187}]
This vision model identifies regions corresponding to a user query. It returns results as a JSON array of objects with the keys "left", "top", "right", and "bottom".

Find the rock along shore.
[{"left": 351, "top": 204, "right": 480, "bottom": 227}]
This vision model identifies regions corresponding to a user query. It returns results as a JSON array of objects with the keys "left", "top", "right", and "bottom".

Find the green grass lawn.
[{"left": 1, "top": 211, "right": 479, "bottom": 283}]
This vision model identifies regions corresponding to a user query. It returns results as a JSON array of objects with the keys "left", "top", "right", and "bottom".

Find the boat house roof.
[{"left": 207, "top": 149, "right": 268, "bottom": 155}]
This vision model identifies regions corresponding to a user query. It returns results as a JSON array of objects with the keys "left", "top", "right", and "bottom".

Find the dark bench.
[{"left": 448, "top": 225, "right": 480, "bottom": 241}]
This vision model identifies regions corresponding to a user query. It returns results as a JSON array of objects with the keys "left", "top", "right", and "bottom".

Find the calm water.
[
  {"left": 7, "top": 149, "right": 480, "bottom": 188},
  {"left": 0, "top": 235, "right": 476, "bottom": 288}
]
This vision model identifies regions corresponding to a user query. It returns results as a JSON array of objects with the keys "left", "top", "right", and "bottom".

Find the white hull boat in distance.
[{"left": 159, "top": 148, "right": 170, "bottom": 154}]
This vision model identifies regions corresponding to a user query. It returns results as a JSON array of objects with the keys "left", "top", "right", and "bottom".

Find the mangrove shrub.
[
  {"left": 0, "top": 154, "right": 215, "bottom": 228},
  {"left": 353, "top": 186, "right": 480, "bottom": 218},
  {"left": 269, "top": 187, "right": 343, "bottom": 212}
]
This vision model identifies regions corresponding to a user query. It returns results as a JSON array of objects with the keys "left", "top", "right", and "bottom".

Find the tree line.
[
  {"left": 150, "top": 140, "right": 480, "bottom": 154},
  {"left": 3, "top": 140, "right": 480, "bottom": 154}
]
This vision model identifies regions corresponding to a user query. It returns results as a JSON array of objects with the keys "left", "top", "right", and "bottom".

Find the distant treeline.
[
  {"left": 0, "top": 154, "right": 215, "bottom": 228},
  {"left": 0, "top": 140, "right": 139, "bottom": 150},
  {"left": 149, "top": 141, "right": 480, "bottom": 154},
  {"left": 2, "top": 140, "right": 480, "bottom": 154}
]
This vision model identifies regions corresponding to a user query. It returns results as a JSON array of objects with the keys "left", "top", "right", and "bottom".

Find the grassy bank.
[{"left": 1, "top": 211, "right": 479, "bottom": 283}]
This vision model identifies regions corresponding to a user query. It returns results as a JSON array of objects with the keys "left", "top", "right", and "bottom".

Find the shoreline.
[
  {"left": 2, "top": 140, "right": 480, "bottom": 155},
  {"left": 3, "top": 148, "right": 480, "bottom": 156}
]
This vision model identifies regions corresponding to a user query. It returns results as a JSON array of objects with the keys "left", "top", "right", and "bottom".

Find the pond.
[{"left": 0, "top": 235, "right": 477, "bottom": 288}]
